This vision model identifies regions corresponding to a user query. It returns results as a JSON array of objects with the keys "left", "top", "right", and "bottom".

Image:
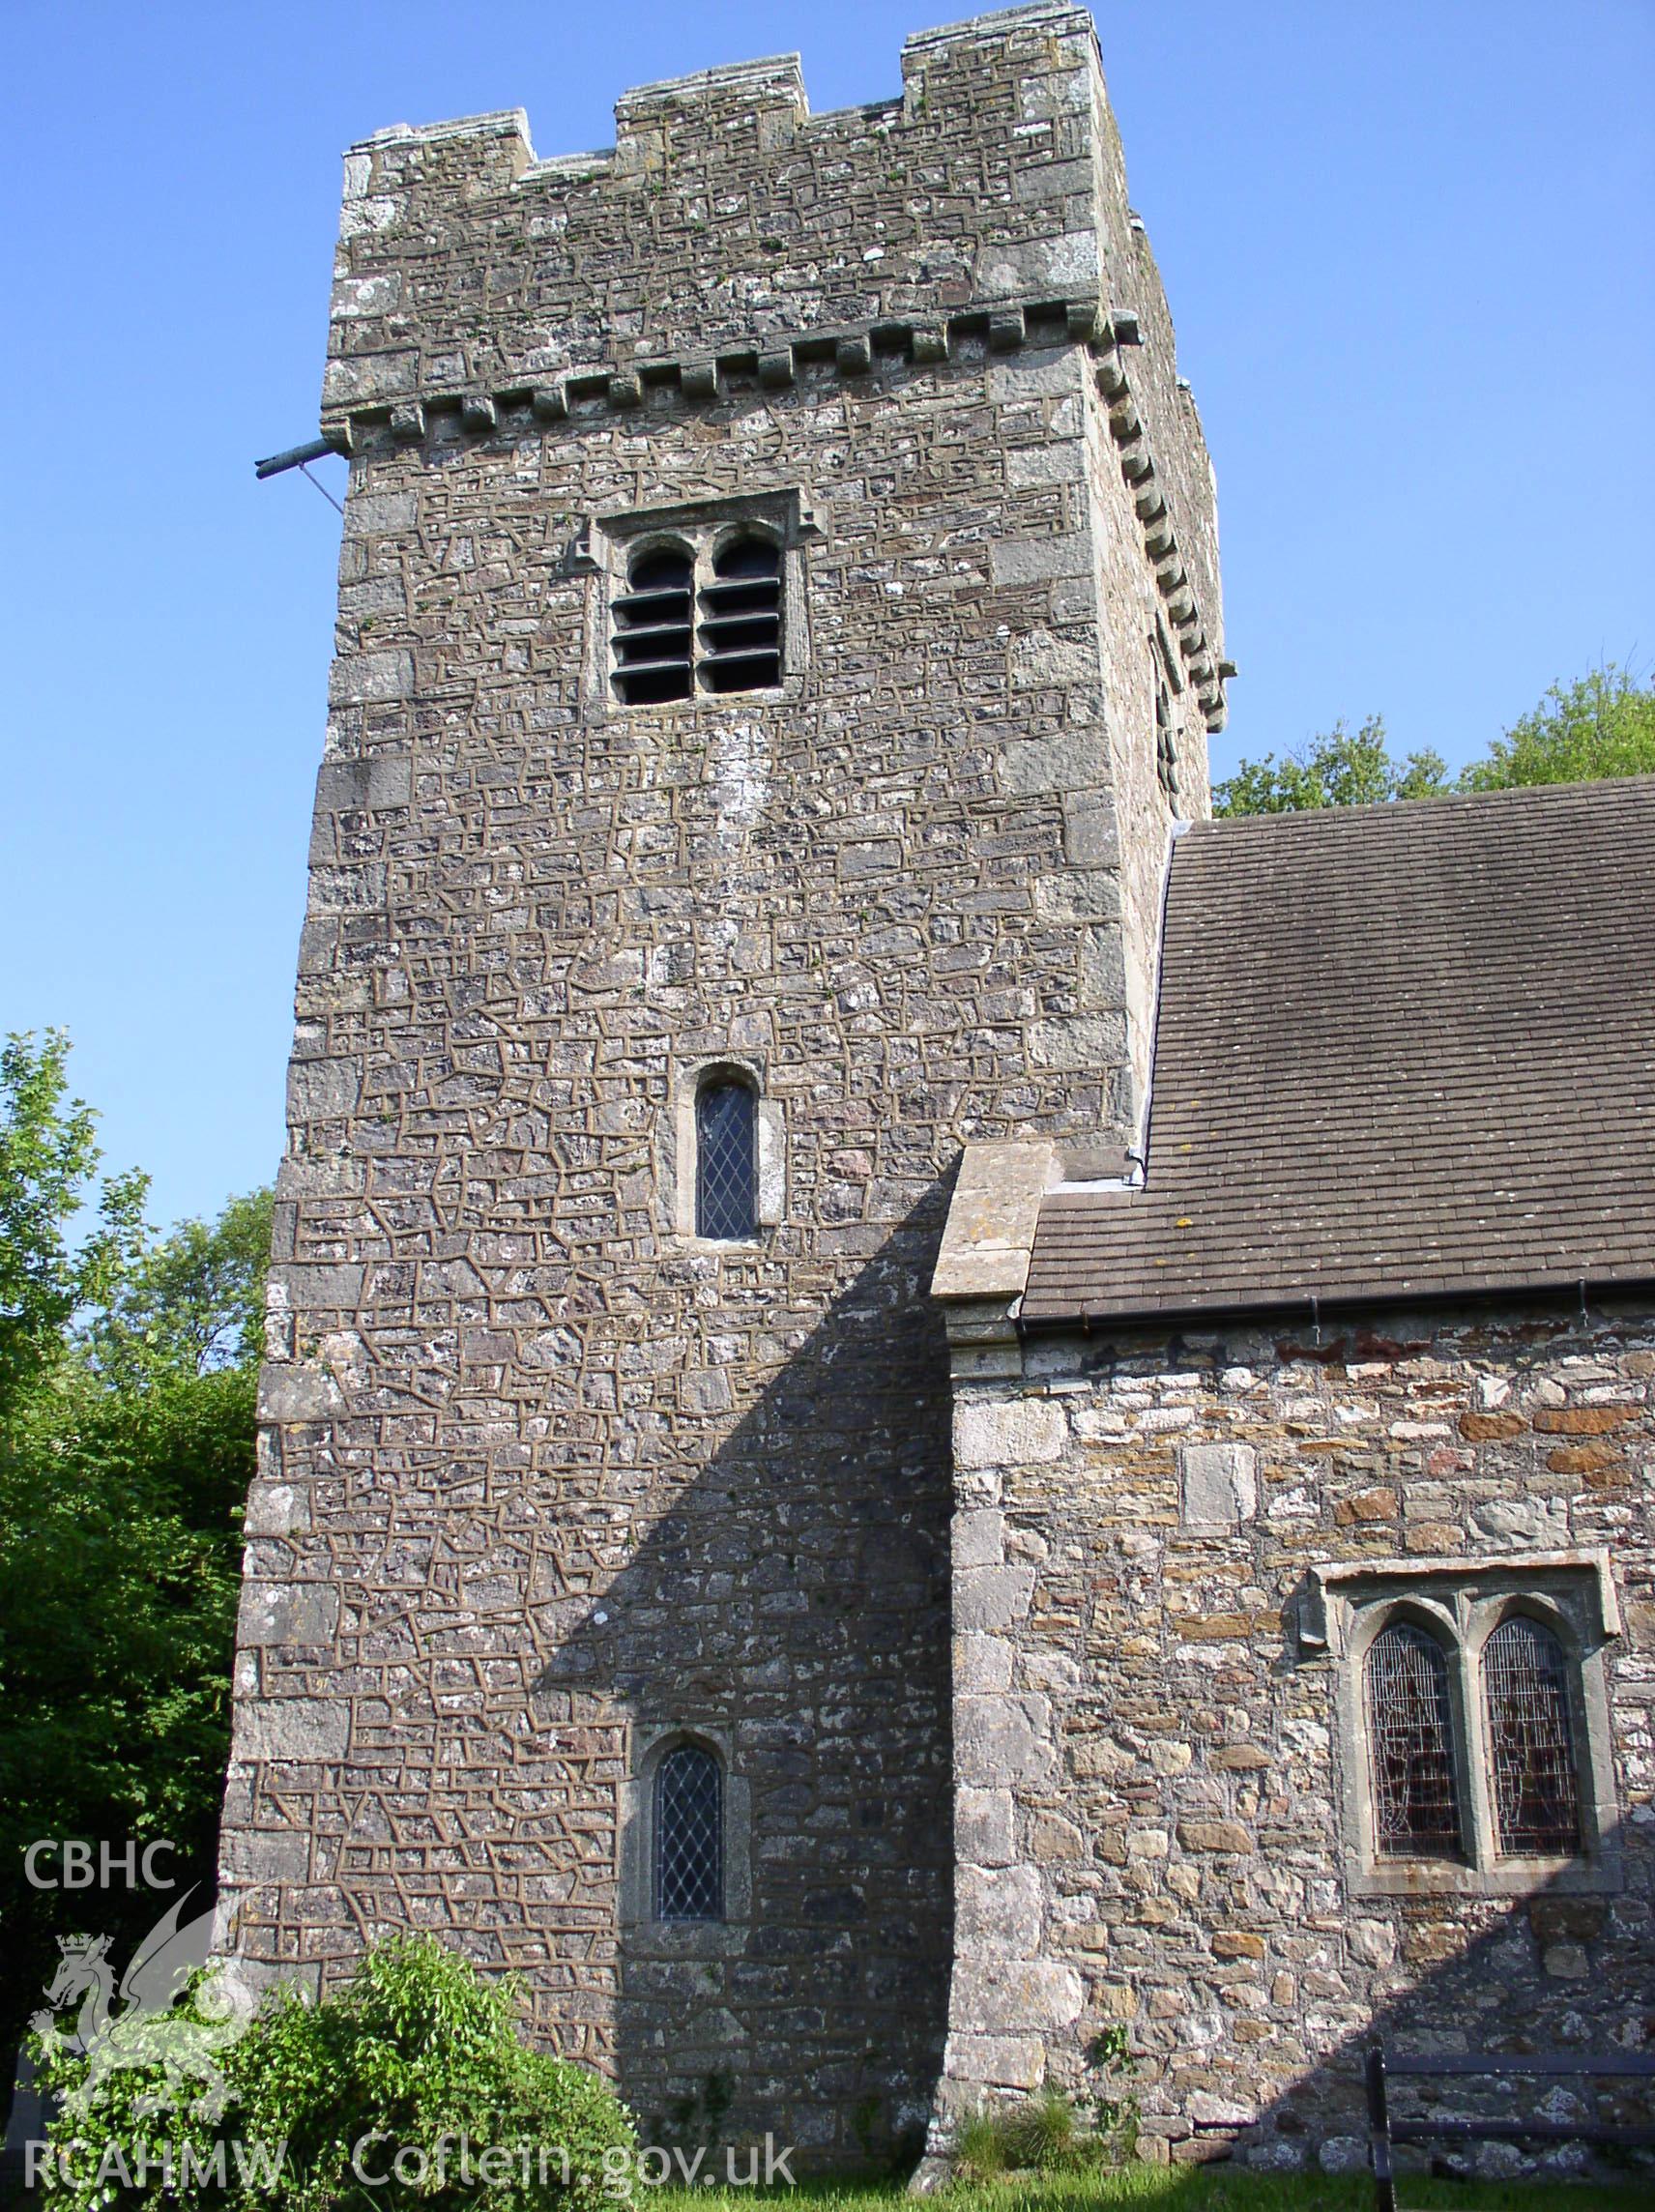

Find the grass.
[
  {"left": 649, "top": 2168, "right": 1655, "bottom": 2212},
  {"left": 1, "top": 2168, "right": 1646, "bottom": 2210}
]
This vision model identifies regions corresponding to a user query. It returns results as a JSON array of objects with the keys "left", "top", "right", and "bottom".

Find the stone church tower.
[{"left": 222, "top": 3, "right": 1225, "bottom": 2159}]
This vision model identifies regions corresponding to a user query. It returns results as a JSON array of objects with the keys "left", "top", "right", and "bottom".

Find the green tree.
[
  {"left": 0, "top": 1368, "right": 252, "bottom": 2052},
  {"left": 84, "top": 1185, "right": 274, "bottom": 1384},
  {"left": 0, "top": 1032, "right": 270, "bottom": 2055},
  {"left": 1459, "top": 663, "right": 1655, "bottom": 790},
  {"left": 0, "top": 1032, "right": 147, "bottom": 1420},
  {"left": 1213, "top": 664, "right": 1654, "bottom": 818},
  {"left": 1212, "top": 715, "right": 1448, "bottom": 817}
]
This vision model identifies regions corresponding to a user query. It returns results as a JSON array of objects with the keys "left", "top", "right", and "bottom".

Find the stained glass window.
[
  {"left": 1365, "top": 1621, "right": 1463, "bottom": 1859},
  {"left": 1484, "top": 1615, "right": 1581, "bottom": 1857}
]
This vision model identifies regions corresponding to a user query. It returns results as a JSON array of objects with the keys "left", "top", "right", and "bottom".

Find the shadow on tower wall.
[{"left": 540, "top": 1183, "right": 957, "bottom": 2170}]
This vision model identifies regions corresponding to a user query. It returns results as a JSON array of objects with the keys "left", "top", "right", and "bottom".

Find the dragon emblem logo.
[{"left": 30, "top": 1887, "right": 255, "bottom": 2123}]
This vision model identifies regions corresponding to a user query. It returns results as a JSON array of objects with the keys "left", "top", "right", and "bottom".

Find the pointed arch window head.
[
  {"left": 695, "top": 1079, "right": 757, "bottom": 1240},
  {"left": 1364, "top": 1621, "right": 1463, "bottom": 1860},
  {"left": 654, "top": 1744, "right": 723, "bottom": 1923},
  {"left": 1484, "top": 1615, "right": 1582, "bottom": 1857}
]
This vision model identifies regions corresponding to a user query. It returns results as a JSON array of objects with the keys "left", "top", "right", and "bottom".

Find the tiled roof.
[{"left": 1021, "top": 778, "right": 1655, "bottom": 1324}]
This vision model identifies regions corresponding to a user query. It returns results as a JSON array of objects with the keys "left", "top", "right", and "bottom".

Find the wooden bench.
[{"left": 1366, "top": 2044, "right": 1655, "bottom": 2210}]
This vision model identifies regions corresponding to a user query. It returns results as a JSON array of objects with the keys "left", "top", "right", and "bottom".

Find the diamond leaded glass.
[
  {"left": 696, "top": 1081, "right": 756, "bottom": 1240},
  {"left": 655, "top": 1745, "right": 723, "bottom": 1922},
  {"left": 1365, "top": 1621, "right": 1463, "bottom": 1859},
  {"left": 1484, "top": 1615, "right": 1581, "bottom": 1857}
]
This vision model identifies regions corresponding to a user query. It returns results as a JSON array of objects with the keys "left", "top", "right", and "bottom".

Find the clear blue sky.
[{"left": 4, "top": 1, "right": 1651, "bottom": 1233}]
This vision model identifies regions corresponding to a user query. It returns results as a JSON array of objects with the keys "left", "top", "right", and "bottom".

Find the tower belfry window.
[
  {"left": 700, "top": 536, "right": 782, "bottom": 692},
  {"left": 610, "top": 526, "right": 783, "bottom": 704},
  {"left": 612, "top": 546, "right": 694, "bottom": 705}
]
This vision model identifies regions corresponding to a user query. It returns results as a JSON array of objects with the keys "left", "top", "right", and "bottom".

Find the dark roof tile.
[{"left": 1022, "top": 778, "right": 1655, "bottom": 1323}]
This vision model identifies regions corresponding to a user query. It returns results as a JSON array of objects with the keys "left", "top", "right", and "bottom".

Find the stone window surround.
[
  {"left": 618, "top": 1723, "right": 752, "bottom": 1958},
  {"left": 1308, "top": 1552, "right": 1622, "bottom": 1899},
  {"left": 668, "top": 1056, "right": 785, "bottom": 1244},
  {"left": 584, "top": 489, "right": 816, "bottom": 713}
]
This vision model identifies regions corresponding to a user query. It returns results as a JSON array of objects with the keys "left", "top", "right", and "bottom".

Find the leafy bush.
[{"left": 32, "top": 1933, "right": 635, "bottom": 2209}]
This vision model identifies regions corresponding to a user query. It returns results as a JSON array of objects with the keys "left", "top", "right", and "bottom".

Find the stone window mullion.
[
  {"left": 1456, "top": 1633, "right": 1499, "bottom": 1874},
  {"left": 690, "top": 536, "right": 714, "bottom": 690}
]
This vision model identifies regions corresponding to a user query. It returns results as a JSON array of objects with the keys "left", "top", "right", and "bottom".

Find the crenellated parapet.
[{"left": 320, "top": 2, "right": 1226, "bottom": 727}]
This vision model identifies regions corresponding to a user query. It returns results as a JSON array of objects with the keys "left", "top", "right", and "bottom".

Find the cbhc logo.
[{"left": 23, "top": 1841, "right": 178, "bottom": 1890}]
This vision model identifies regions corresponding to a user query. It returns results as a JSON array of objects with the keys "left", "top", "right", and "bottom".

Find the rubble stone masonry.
[{"left": 936, "top": 1297, "right": 1655, "bottom": 2174}]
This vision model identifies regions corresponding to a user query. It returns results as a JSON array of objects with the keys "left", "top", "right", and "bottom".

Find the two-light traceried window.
[
  {"left": 1484, "top": 1615, "right": 1582, "bottom": 1857},
  {"left": 1364, "top": 1621, "right": 1464, "bottom": 1860},
  {"left": 695, "top": 1080, "right": 757, "bottom": 1240},
  {"left": 1341, "top": 1575, "right": 1611, "bottom": 1884},
  {"left": 612, "top": 533, "right": 781, "bottom": 705},
  {"left": 654, "top": 1743, "right": 723, "bottom": 1922}
]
